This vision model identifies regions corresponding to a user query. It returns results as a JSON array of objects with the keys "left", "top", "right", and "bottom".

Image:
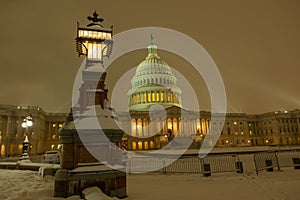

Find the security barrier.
[
  {"left": 254, "top": 151, "right": 280, "bottom": 174},
  {"left": 276, "top": 150, "right": 300, "bottom": 169},
  {"left": 127, "top": 154, "right": 242, "bottom": 175}
]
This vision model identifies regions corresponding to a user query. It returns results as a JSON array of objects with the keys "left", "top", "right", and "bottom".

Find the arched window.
[
  {"left": 0, "top": 144, "right": 5, "bottom": 157},
  {"left": 144, "top": 141, "right": 149, "bottom": 150},
  {"left": 132, "top": 142, "right": 137, "bottom": 150},
  {"left": 152, "top": 92, "right": 155, "bottom": 102},
  {"left": 143, "top": 93, "right": 146, "bottom": 103},
  {"left": 160, "top": 91, "right": 164, "bottom": 102},
  {"left": 150, "top": 141, "right": 155, "bottom": 149},
  {"left": 138, "top": 141, "right": 143, "bottom": 150}
]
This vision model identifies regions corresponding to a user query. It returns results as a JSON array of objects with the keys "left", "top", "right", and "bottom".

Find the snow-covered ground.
[{"left": 0, "top": 167, "right": 299, "bottom": 200}]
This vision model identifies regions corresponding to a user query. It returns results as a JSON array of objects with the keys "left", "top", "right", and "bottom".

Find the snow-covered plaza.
[{"left": 0, "top": 167, "right": 299, "bottom": 200}]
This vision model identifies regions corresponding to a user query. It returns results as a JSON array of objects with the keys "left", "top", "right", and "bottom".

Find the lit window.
[
  {"left": 51, "top": 144, "right": 55, "bottom": 150},
  {"left": 160, "top": 92, "right": 164, "bottom": 102},
  {"left": 233, "top": 122, "right": 237, "bottom": 125},
  {"left": 167, "top": 94, "right": 171, "bottom": 102},
  {"left": 235, "top": 131, "right": 238, "bottom": 136},
  {"left": 57, "top": 144, "right": 61, "bottom": 150},
  {"left": 52, "top": 123, "right": 56, "bottom": 128},
  {"left": 59, "top": 124, "right": 62, "bottom": 128},
  {"left": 52, "top": 135, "right": 56, "bottom": 139},
  {"left": 147, "top": 93, "right": 151, "bottom": 102}
]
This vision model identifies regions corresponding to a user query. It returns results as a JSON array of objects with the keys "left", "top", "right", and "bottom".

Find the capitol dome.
[{"left": 128, "top": 36, "right": 182, "bottom": 111}]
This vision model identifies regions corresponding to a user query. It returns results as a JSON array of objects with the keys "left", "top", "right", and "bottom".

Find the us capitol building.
[{"left": 0, "top": 39, "right": 299, "bottom": 156}]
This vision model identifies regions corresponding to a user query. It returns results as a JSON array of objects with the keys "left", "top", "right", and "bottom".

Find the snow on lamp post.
[{"left": 19, "top": 115, "right": 33, "bottom": 162}]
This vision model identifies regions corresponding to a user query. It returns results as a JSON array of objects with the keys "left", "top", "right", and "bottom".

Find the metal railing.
[{"left": 127, "top": 154, "right": 242, "bottom": 175}]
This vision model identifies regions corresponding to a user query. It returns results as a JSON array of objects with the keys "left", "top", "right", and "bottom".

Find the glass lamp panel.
[
  {"left": 97, "top": 32, "right": 103, "bottom": 39},
  {"left": 87, "top": 43, "right": 102, "bottom": 60},
  {"left": 106, "top": 33, "right": 112, "bottom": 40},
  {"left": 78, "top": 30, "right": 84, "bottom": 37}
]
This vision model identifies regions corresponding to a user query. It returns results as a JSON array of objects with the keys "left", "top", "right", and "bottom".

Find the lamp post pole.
[{"left": 19, "top": 115, "right": 33, "bottom": 162}]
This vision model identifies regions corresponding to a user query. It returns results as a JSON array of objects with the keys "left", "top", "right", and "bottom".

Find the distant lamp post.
[
  {"left": 19, "top": 115, "right": 33, "bottom": 162},
  {"left": 76, "top": 11, "right": 113, "bottom": 66}
]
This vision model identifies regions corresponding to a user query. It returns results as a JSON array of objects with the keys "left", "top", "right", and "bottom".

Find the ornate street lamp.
[
  {"left": 76, "top": 11, "right": 113, "bottom": 66},
  {"left": 19, "top": 115, "right": 33, "bottom": 162}
]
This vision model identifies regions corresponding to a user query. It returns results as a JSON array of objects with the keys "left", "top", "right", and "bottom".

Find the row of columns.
[
  {"left": 129, "top": 91, "right": 180, "bottom": 106},
  {"left": 128, "top": 118, "right": 210, "bottom": 138}
]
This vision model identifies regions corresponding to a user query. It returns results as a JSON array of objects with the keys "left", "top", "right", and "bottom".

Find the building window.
[
  {"left": 152, "top": 92, "right": 155, "bottom": 102},
  {"left": 160, "top": 92, "right": 164, "bottom": 102},
  {"left": 167, "top": 94, "right": 171, "bottom": 102},
  {"left": 227, "top": 127, "right": 231, "bottom": 135},
  {"left": 138, "top": 141, "right": 143, "bottom": 150},
  {"left": 137, "top": 94, "right": 141, "bottom": 104},
  {"left": 156, "top": 92, "right": 160, "bottom": 102}
]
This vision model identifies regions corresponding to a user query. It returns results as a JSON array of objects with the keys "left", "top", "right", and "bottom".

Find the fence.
[
  {"left": 253, "top": 150, "right": 300, "bottom": 174},
  {"left": 127, "top": 154, "right": 242, "bottom": 175},
  {"left": 127, "top": 150, "right": 300, "bottom": 175},
  {"left": 277, "top": 150, "right": 300, "bottom": 168},
  {"left": 254, "top": 151, "right": 280, "bottom": 174}
]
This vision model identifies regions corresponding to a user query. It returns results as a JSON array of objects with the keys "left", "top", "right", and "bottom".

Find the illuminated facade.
[
  {"left": 0, "top": 105, "right": 67, "bottom": 157},
  {"left": 117, "top": 38, "right": 300, "bottom": 151}
]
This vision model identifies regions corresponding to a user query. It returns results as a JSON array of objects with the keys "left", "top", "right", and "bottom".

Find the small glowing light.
[
  {"left": 51, "top": 144, "right": 55, "bottom": 150},
  {"left": 247, "top": 140, "right": 251, "bottom": 143},
  {"left": 266, "top": 140, "right": 269, "bottom": 143},
  {"left": 233, "top": 122, "right": 237, "bottom": 125},
  {"left": 59, "top": 124, "right": 63, "bottom": 128},
  {"left": 22, "top": 122, "right": 27, "bottom": 128},
  {"left": 284, "top": 110, "right": 288, "bottom": 113},
  {"left": 26, "top": 121, "right": 33, "bottom": 127},
  {"left": 164, "top": 134, "right": 168, "bottom": 138},
  {"left": 225, "top": 140, "right": 229, "bottom": 144}
]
